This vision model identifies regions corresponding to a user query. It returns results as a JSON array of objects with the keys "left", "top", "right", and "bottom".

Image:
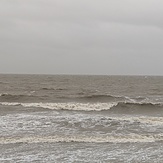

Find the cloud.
[{"left": 0, "top": 0, "right": 163, "bottom": 75}]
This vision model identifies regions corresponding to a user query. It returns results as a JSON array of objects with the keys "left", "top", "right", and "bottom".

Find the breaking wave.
[
  {"left": 0, "top": 102, "right": 117, "bottom": 111},
  {"left": 0, "top": 134, "right": 163, "bottom": 144},
  {"left": 0, "top": 101, "right": 163, "bottom": 113}
]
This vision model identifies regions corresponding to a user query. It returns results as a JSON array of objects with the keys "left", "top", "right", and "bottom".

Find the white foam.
[
  {"left": 0, "top": 102, "right": 20, "bottom": 106},
  {"left": 0, "top": 134, "right": 162, "bottom": 144},
  {"left": 134, "top": 117, "right": 163, "bottom": 126},
  {"left": 1, "top": 102, "right": 163, "bottom": 126},
  {"left": 0, "top": 102, "right": 118, "bottom": 111}
]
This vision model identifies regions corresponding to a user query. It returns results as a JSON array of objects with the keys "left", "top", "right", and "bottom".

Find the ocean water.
[{"left": 0, "top": 74, "right": 163, "bottom": 162}]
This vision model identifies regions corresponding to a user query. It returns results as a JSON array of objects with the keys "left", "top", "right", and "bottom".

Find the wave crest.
[
  {"left": 1, "top": 101, "right": 163, "bottom": 112},
  {"left": 77, "top": 94, "right": 125, "bottom": 102},
  {"left": 0, "top": 93, "right": 36, "bottom": 100},
  {"left": 0, "top": 102, "right": 117, "bottom": 111}
]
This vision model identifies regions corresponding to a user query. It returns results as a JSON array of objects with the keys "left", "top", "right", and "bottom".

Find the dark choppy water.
[{"left": 0, "top": 74, "right": 163, "bottom": 162}]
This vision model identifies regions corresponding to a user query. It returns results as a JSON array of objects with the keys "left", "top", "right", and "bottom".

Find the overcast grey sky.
[{"left": 0, "top": 0, "right": 163, "bottom": 75}]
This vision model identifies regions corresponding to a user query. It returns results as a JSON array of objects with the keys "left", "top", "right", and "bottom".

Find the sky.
[{"left": 0, "top": 0, "right": 163, "bottom": 75}]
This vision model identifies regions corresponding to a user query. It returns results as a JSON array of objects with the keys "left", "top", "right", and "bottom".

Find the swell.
[
  {"left": 41, "top": 87, "right": 67, "bottom": 91},
  {"left": 0, "top": 93, "right": 126, "bottom": 103},
  {"left": 0, "top": 81, "right": 6, "bottom": 84},
  {"left": 76, "top": 94, "right": 125, "bottom": 102},
  {"left": 0, "top": 93, "right": 47, "bottom": 102},
  {"left": 118, "top": 102, "right": 162, "bottom": 107},
  {"left": 0, "top": 134, "right": 163, "bottom": 144},
  {"left": 109, "top": 102, "right": 163, "bottom": 114},
  {"left": 0, "top": 93, "right": 153, "bottom": 104}
]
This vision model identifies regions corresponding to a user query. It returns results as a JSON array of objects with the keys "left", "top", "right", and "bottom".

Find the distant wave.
[
  {"left": 0, "top": 93, "right": 47, "bottom": 102},
  {"left": 71, "top": 95, "right": 151, "bottom": 103},
  {"left": 109, "top": 102, "right": 163, "bottom": 114},
  {"left": 0, "top": 93, "right": 10, "bottom": 96},
  {"left": 115, "top": 101, "right": 162, "bottom": 108},
  {"left": 41, "top": 87, "right": 67, "bottom": 91},
  {"left": 0, "top": 93, "right": 35, "bottom": 98},
  {"left": 0, "top": 93, "right": 154, "bottom": 104},
  {"left": 0, "top": 93, "right": 125, "bottom": 103},
  {"left": 0, "top": 82, "right": 6, "bottom": 84},
  {"left": 0, "top": 134, "right": 163, "bottom": 144},
  {"left": 75, "top": 94, "right": 126, "bottom": 102}
]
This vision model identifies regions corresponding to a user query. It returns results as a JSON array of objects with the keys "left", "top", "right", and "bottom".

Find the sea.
[{"left": 0, "top": 74, "right": 163, "bottom": 163}]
